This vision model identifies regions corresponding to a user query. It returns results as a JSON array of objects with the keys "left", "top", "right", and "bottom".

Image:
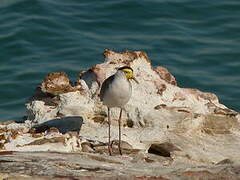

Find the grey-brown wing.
[{"left": 100, "top": 75, "right": 115, "bottom": 101}]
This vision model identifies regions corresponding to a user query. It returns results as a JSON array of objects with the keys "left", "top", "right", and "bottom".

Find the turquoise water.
[{"left": 0, "top": 0, "right": 240, "bottom": 121}]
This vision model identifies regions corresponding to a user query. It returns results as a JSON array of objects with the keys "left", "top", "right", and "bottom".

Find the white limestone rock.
[{"left": 1, "top": 49, "right": 239, "bottom": 168}]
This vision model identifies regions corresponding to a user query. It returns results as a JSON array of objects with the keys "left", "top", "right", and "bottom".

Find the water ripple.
[{"left": 0, "top": 0, "right": 239, "bottom": 121}]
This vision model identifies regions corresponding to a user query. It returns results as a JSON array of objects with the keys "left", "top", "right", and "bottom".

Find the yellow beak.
[{"left": 132, "top": 77, "right": 139, "bottom": 84}]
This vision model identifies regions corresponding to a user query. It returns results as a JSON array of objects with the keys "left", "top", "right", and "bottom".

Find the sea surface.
[{"left": 0, "top": 0, "right": 239, "bottom": 121}]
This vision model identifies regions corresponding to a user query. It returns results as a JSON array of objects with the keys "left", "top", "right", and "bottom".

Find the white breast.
[{"left": 103, "top": 71, "right": 132, "bottom": 108}]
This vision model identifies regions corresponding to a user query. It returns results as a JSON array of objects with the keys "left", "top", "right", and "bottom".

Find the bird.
[{"left": 100, "top": 66, "right": 138, "bottom": 155}]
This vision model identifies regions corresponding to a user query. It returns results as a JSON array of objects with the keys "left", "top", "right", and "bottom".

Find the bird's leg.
[
  {"left": 108, "top": 107, "right": 112, "bottom": 156},
  {"left": 118, "top": 108, "right": 123, "bottom": 155}
]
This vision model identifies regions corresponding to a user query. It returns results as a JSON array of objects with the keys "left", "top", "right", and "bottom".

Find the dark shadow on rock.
[
  {"left": 33, "top": 116, "right": 83, "bottom": 134},
  {"left": 26, "top": 86, "right": 60, "bottom": 106}
]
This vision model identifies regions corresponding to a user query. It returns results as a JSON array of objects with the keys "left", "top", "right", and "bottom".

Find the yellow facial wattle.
[{"left": 118, "top": 66, "right": 139, "bottom": 83}]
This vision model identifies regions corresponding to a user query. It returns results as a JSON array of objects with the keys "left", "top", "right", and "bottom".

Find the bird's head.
[{"left": 117, "top": 66, "right": 139, "bottom": 83}]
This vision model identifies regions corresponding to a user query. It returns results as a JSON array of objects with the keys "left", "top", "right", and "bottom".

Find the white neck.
[{"left": 115, "top": 70, "right": 127, "bottom": 80}]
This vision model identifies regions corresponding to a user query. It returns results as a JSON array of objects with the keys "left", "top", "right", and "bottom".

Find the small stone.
[{"left": 148, "top": 143, "right": 181, "bottom": 157}]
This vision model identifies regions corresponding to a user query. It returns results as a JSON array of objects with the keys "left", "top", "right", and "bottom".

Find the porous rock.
[{"left": 1, "top": 50, "right": 240, "bottom": 179}]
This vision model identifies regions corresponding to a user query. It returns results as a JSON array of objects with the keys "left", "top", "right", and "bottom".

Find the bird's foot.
[
  {"left": 119, "top": 147, "right": 122, "bottom": 156},
  {"left": 108, "top": 144, "right": 113, "bottom": 156}
]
